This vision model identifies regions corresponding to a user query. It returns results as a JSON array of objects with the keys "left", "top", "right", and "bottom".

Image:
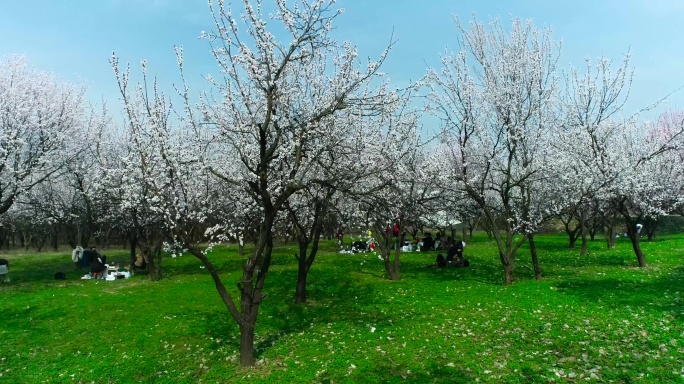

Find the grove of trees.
[{"left": 2, "top": 0, "right": 683, "bottom": 367}]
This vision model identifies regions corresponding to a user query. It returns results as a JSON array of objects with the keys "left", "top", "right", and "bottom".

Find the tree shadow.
[
  {"left": 3, "top": 302, "right": 69, "bottom": 330},
  {"left": 349, "top": 360, "right": 476, "bottom": 383},
  {"left": 553, "top": 265, "right": 684, "bottom": 319},
  {"left": 201, "top": 276, "right": 384, "bottom": 357},
  {"left": 400, "top": 250, "right": 507, "bottom": 286}
]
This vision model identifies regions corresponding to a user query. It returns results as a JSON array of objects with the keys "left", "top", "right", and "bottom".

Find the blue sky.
[{"left": 2, "top": 0, "right": 683, "bottom": 119}]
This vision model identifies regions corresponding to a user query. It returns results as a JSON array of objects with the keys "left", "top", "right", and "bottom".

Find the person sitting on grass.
[
  {"left": 445, "top": 240, "right": 464, "bottom": 264},
  {"left": 128, "top": 252, "right": 147, "bottom": 274},
  {"left": 446, "top": 240, "right": 471, "bottom": 268},
  {"left": 426, "top": 253, "right": 446, "bottom": 268},
  {"left": 420, "top": 232, "right": 434, "bottom": 252}
]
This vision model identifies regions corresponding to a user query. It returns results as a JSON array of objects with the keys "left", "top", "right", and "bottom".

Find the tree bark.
[
  {"left": 589, "top": 227, "right": 597, "bottom": 241},
  {"left": 295, "top": 265, "right": 309, "bottom": 304},
  {"left": 626, "top": 219, "right": 646, "bottom": 267},
  {"left": 644, "top": 217, "right": 657, "bottom": 242},
  {"left": 154, "top": 244, "right": 163, "bottom": 280},
  {"left": 605, "top": 224, "right": 615, "bottom": 249},
  {"left": 289, "top": 196, "right": 329, "bottom": 304},
  {"left": 239, "top": 322, "right": 256, "bottom": 367},
  {"left": 579, "top": 213, "right": 588, "bottom": 256},
  {"left": 236, "top": 211, "right": 276, "bottom": 366},
  {"left": 129, "top": 233, "right": 137, "bottom": 263},
  {"left": 560, "top": 214, "right": 580, "bottom": 249},
  {"left": 529, "top": 234, "right": 542, "bottom": 280},
  {"left": 144, "top": 247, "right": 158, "bottom": 281},
  {"left": 568, "top": 234, "right": 578, "bottom": 249},
  {"left": 502, "top": 253, "right": 514, "bottom": 286},
  {"left": 51, "top": 225, "right": 60, "bottom": 252},
  {"left": 387, "top": 229, "right": 403, "bottom": 281},
  {"left": 295, "top": 231, "right": 321, "bottom": 303},
  {"left": 294, "top": 233, "right": 317, "bottom": 303},
  {"left": 390, "top": 242, "right": 401, "bottom": 281}
]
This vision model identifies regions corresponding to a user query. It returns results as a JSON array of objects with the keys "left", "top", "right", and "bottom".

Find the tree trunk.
[
  {"left": 143, "top": 248, "right": 158, "bottom": 281},
  {"left": 236, "top": 211, "right": 276, "bottom": 366},
  {"left": 605, "top": 224, "right": 615, "bottom": 249},
  {"left": 626, "top": 220, "right": 646, "bottom": 267},
  {"left": 289, "top": 197, "right": 328, "bottom": 304},
  {"left": 239, "top": 274, "right": 265, "bottom": 366},
  {"left": 561, "top": 215, "right": 580, "bottom": 249},
  {"left": 485, "top": 213, "right": 522, "bottom": 285},
  {"left": 630, "top": 235, "right": 646, "bottom": 267},
  {"left": 295, "top": 265, "right": 308, "bottom": 304},
  {"left": 130, "top": 233, "right": 137, "bottom": 263},
  {"left": 155, "top": 244, "right": 163, "bottom": 280},
  {"left": 529, "top": 234, "right": 542, "bottom": 280},
  {"left": 503, "top": 255, "right": 514, "bottom": 286},
  {"left": 579, "top": 215, "right": 588, "bottom": 256},
  {"left": 239, "top": 322, "right": 256, "bottom": 366},
  {"left": 644, "top": 217, "right": 657, "bottom": 242},
  {"left": 35, "top": 236, "right": 45, "bottom": 252},
  {"left": 295, "top": 233, "right": 321, "bottom": 303},
  {"left": 102, "top": 226, "right": 112, "bottom": 249},
  {"left": 80, "top": 233, "right": 91, "bottom": 248},
  {"left": 384, "top": 249, "right": 400, "bottom": 281},
  {"left": 498, "top": 237, "right": 517, "bottom": 286},
  {"left": 294, "top": 237, "right": 311, "bottom": 304},
  {"left": 579, "top": 232, "right": 588, "bottom": 256},
  {"left": 376, "top": 228, "right": 401, "bottom": 281},
  {"left": 391, "top": 243, "right": 401, "bottom": 280},
  {"left": 51, "top": 225, "right": 60, "bottom": 252}
]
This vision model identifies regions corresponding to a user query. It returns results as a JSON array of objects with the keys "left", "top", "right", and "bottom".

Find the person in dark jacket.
[
  {"left": 426, "top": 253, "right": 446, "bottom": 268},
  {"left": 87, "top": 247, "right": 106, "bottom": 279},
  {"left": 420, "top": 233, "right": 434, "bottom": 251},
  {"left": 445, "top": 240, "right": 464, "bottom": 263}
]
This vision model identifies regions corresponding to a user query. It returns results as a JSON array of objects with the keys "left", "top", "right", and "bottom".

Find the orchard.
[{"left": 1, "top": 1, "right": 683, "bottom": 380}]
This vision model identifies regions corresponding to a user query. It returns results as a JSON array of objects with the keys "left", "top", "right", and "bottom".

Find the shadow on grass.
[
  {"left": 400, "top": 251, "right": 506, "bottom": 286},
  {"left": 3, "top": 301, "right": 69, "bottom": 330},
  {"left": 161, "top": 245, "right": 304, "bottom": 278},
  {"left": 350, "top": 360, "right": 475, "bottom": 384},
  {"left": 553, "top": 265, "right": 684, "bottom": 319},
  {"left": 201, "top": 273, "right": 383, "bottom": 358}
]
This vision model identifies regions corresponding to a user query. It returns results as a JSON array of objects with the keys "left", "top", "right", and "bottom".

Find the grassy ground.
[{"left": 1, "top": 233, "right": 683, "bottom": 383}]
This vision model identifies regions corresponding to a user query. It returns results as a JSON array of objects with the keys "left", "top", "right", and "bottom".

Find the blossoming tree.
[
  {"left": 427, "top": 17, "right": 560, "bottom": 284},
  {"left": 114, "top": 0, "right": 402, "bottom": 366},
  {"left": 0, "top": 56, "right": 87, "bottom": 217}
]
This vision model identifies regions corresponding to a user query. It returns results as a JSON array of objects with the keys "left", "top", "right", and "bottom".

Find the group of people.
[
  {"left": 429, "top": 239, "right": 470, "bottom": 269},
  {"left": 417, "top": 232, "right": 455, "bottom": 252},
  {"left": 337, "top": 226, "right": 471, "bottom": 270},
  {"left": 72, "top": 246, "right": 108, "bottom": 278}
]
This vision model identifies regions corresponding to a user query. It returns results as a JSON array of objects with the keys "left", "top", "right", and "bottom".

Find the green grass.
[{"left": 1, "top": 233, "right": 683, "bottom": 383}]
